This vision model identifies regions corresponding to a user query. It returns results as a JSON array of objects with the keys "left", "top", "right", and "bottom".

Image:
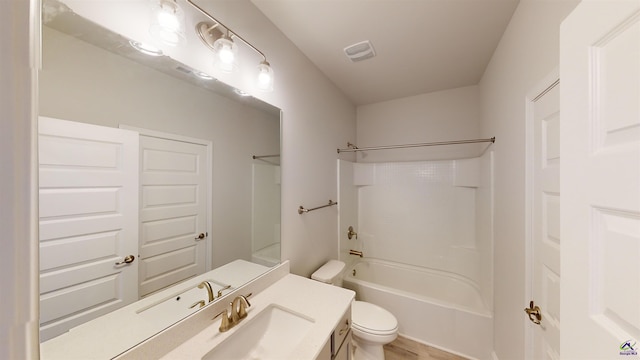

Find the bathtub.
[{"left": 342, "top": 258, "right": 492, "bottom": 360}]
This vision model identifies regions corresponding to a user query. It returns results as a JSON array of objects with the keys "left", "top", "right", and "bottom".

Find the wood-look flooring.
[{"left": 383, "top": 336, "right": 469, "bottom": 360}]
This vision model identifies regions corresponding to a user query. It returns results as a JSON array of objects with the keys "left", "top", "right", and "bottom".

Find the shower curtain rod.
[{"left": 337, "top": 137, "right": 495, "bottom": 153}]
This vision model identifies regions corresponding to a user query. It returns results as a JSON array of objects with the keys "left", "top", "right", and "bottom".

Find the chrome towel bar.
[{"left": 298, "top": 200, "right": 337, "bottom": 214}]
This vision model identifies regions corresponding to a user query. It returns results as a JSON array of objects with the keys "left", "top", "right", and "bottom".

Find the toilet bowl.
[{"left": 311, "top": 260, "right": 398, "bottom": 360}]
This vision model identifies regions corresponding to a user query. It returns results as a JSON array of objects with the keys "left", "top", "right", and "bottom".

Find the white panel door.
[
  {"left": 529, "top": 80, "right": 561, "bottom": 359},
  {"left": 561, "top": 1, "right": 640, "bottom": 358},
  {"left": 38, "top": 117, "right": 139, "bottom": 341},
  {"left": 138, "top": 134, "right": 209, "bottom": 297}
]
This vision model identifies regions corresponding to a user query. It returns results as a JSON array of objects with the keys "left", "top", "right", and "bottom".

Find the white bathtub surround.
[
  {"left": 353, "top": 157, "right": 487, "bottom": 283},
  {"left": 251, "top": 242, "right": 281, "bottom": 267},
  {"left": 346, "top": 259, "right": 489, "bottom": 315},
  {"left": 251, "top": 163, "right": 281, "bottom": 267},
  {"left": 338, "top": 159, "right": 360, "bottom": 271},
  {"left": 337, "top": 151, "right": 494, "bottom": 359},
  {"left": 120, "top": 261, "right": 355, "bottom": 359},
  {"left": 344, "top": 259, "right": 492, "bottom": 359},
  {"left": 339, "top": 151, "right": 493, "bottom": 301},
  {"left": 476, "top": 150, "right": 494, "bottom": 309}
]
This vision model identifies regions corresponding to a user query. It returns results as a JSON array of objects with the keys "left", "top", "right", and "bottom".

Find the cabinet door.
[
  {"left": 333, "top": 331, "right": 352, "bottom": 360},
  {"left": 332, "top": 308, "right": 352, "bottom": 356}
]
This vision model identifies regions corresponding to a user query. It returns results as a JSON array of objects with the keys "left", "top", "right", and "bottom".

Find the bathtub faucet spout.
[{"left": 349, "top": 250, "right": 363, "bottom": 257}]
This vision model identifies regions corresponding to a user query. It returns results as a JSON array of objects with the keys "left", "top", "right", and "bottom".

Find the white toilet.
[{"left": 311, "top": 260, "right": 398, "bottom": 360}]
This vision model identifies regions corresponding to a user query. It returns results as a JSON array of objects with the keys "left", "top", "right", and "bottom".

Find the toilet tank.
[{"left": 311, "top": 260, "right": 346, "bottom": 286}]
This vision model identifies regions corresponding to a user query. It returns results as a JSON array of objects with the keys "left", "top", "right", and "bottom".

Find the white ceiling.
[{"left": 251, "top": 0, "right": 520, "bottom": 105}]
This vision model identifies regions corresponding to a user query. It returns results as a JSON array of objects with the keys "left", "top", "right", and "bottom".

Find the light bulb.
[
  {"left": 157, "top": 11, "right": 179, "bottom": 31},
  {"left": 212, "top": 35, "right": 238, "bottom": 73},
  {"left": 149, "top": 0, "right": 185, "bottom": 47},
  {"left": 258, "top": 70, "right": 272, "bottom": 85},
  {"left": 256, "top": 61, "right": 274, "bottom": 92},
  {"left": 218, "top": 43, "right": 235, "bottom": 64}
]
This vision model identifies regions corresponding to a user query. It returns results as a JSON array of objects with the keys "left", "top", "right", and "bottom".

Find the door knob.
[
  {"left": 115, "top": 255, "right": 135, "bottom": 265},
  {"left": 195, "top": 232, "right": 207, "bottom": 240},
  {"left": 524, "top": 300, "right": 542, "bottom": 325}
]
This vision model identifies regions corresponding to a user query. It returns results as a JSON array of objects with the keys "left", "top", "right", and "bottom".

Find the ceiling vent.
[{"left": 344, "top": 40, "right": 376, "bottom": 62}]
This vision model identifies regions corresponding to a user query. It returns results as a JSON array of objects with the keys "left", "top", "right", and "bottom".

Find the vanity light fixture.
[
  {"left": 149, "top": 0, "right": 186, "bottom": 47},
  {"left": 187, "top": 0, "right": 275, "bottom": 91},
  {"left": 129, "top": 40, "right": 164, "bottom": 57}
]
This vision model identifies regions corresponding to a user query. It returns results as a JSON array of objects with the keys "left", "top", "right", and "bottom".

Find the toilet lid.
[{"left": 351, "top": 301, "right": 398, "bottom": 335}]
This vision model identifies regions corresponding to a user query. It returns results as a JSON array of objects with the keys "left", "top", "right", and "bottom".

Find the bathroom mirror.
[{"left": 38, "top": 1, "right": 281, "bottom": 357}]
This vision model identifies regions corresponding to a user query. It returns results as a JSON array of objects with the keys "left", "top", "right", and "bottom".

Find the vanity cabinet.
[
  {"left": 317, "top": 305, "right": 352, "bottom": 359},
  {"left": 333, "top": 331, "right": 352, "bottom": 360},
  {"left": 332, "top": 307, "right": 351, "bottom": 359},
  {"left": 116, "top": 272, "right": 356, "bottom": 360}
]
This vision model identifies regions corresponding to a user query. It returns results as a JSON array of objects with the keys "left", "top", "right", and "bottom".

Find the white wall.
[
  {"left": 478, "top": 0, "right": 579, "bottom": 359},
  {"left": 40, "top": 26, "right": 280, "bottom": 268},
  {"left": 0, "top": 0, "right": 40, "bottom": 358},
  {"left": 355, "top": 85, "right": 483, "bottom": 162}
]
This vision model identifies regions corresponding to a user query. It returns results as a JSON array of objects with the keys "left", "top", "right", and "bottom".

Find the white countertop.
[
  {"left": 40, "top": 260, "right": 270, "bottom": 360},
  {"left": 160, "top": 274, "right": 355, "bottom": 359}
]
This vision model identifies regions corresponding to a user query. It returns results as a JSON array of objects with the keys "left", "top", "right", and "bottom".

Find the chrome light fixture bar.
[{"left": 186, "top": 0, "right": 275, "bottom": 91}]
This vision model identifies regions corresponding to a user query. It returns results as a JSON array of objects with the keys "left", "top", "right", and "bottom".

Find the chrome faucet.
[
  {"left": 189, "top": 300, "right": 206, "bottom": 309},
  {"left": 213, "top": 293, "right": 252, "bottom": 332},
  {"left": 347, "top": 226, "right": 358, "bottom": 240},
  {"left": 198, "top": 281, "right": 214, "bottom": 303}
]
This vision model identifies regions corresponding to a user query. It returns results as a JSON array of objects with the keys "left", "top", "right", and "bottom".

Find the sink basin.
[{"left": 203, "top": 305, "right": 314, "bottom": 360}]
